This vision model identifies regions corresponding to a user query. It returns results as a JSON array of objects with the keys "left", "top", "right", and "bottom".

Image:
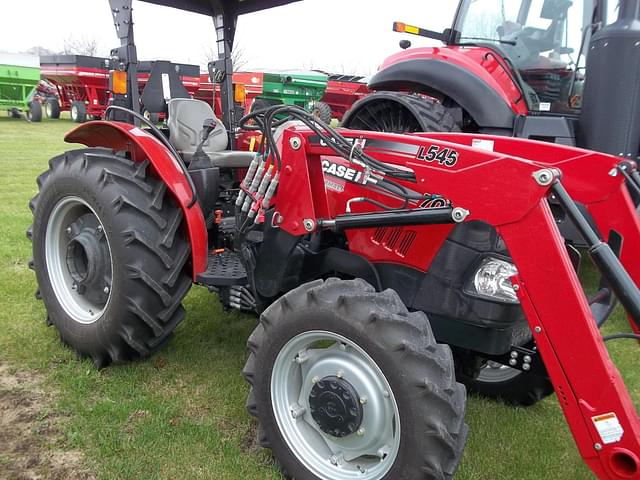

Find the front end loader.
[
  {"left": 27, "top": 0, "right": 640, "bottom": 479},
  {"left": 341, "top": 0, "right": 640, "bottom": 405}
]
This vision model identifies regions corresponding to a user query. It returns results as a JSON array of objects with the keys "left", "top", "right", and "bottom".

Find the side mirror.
[{"left": 399, "top": 39, "right": 412, "bottom": 50}]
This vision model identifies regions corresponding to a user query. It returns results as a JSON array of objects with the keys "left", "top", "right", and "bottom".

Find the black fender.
[{"left": 367, "top": 59, "right": 516, "bottom": 130}]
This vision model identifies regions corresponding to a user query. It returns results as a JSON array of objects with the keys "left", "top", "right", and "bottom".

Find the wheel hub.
[
  {"left": 309, "top": 375, "right": 363, "bottom": 438},
  {"left": 46, "top": 197, "right": 113, "bottom": 324},
  {"left": 64, "top": 214, "right": 111, "bottom": 304}
]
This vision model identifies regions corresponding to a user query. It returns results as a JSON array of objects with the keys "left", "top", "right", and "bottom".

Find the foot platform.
[{"left": 196, "top": 251, "right": 247, "bottom": 287}]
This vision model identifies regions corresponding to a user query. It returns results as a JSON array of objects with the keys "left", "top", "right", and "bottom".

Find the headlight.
[{"left": 464, "top": 257, "right": 519, "bottom": 304}]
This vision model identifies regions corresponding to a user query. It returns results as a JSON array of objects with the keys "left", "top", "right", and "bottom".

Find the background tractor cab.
[
  {"left": 343, "top": 0, "right": 640, "bottom": 163},
  {"left": 453, "top": 0, "right": 593, "bottom": 114}
]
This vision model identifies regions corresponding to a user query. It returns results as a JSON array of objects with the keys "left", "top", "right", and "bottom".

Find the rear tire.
[
  {"left": 243, "top": 278, "right": 467, "bottom": 480},
  {"left": 70, "top": 101, "right": 87, "bottom": 123},
  {"left": 341, "top": 92, "right": 459, "bottom": 133},
  {"left": 45, "top": 98, "right": 61, "bottom": 119},
  {"left": 309, "top": 101, "right": 332, "bottom": 123},
  {"left": 29, "top": 148, "right": 192, "bottom": 367},
  {"left": 27, "top": 101, "right": 42, "bottom": 123}
]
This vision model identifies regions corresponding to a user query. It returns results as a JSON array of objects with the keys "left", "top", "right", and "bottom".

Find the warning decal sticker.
[{"left": 592, "top": 412, "right": 624, "bottom": 444}]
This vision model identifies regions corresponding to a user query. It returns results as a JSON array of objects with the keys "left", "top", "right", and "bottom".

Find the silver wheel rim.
[
  {"left": 477, "top": 361, "right": 521, "bottom": 383},
  {"left": 271, "top": 330, "right": 401, "bottom": 480},
  {"left": 45, "top": 102, "right": 52, "bottom": 117},
  {"left": 71, "top": 105, "right": 77, "bottom": 121},
  {"left": 45, "top": 196, "right": 113, "bottom": 324}
]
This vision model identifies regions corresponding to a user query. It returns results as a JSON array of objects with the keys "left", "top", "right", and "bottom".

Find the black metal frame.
[
  {"left": 108, "top": 0, "right": 141, "bottom": 124},
  {"left": 124, "top": 0, "right": 301, "bottom": 148}
]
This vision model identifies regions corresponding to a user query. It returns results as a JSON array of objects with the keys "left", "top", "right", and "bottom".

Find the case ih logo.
[{"left": 321, "top": 160, "right": 363, "bottom": 183}]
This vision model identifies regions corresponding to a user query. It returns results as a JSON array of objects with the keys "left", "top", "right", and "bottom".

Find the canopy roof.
[{"left": 138, "top": 0, "right": 301, "bottom": 16}]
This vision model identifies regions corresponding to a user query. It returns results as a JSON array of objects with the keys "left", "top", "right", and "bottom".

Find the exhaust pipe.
[{"left": 578, "top": 0, "right": 640, "bottom": 158}]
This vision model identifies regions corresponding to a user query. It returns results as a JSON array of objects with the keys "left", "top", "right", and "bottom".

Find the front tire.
[
  {"left": 45, "top": 98, "right": 61, "bottom": 119},
  {"left": 243, "top": 278, "right": 467, "bottom": 480},
  {"left": 27, "top": 101, "right": 42, "bottom": 122},
  {"left": 29, "top": 148, "right": 192, "bottom": 367},
  {"left": 70, "top": 101, "right": 87, "bottom": 123},
  {"left": 461, "top": 360, "right": 554, "bottom": 406}
]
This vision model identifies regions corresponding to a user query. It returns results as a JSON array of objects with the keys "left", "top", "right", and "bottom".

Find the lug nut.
[
  {"left": 356, "top": 428, "right": 365, "bottom": 437},
  {"left": 290, "top": 403, "right": 307, "bottom": 419},
  {"left": 509, "top": 358, "right": 517, "bottom": 366},
  {"left": 66, "top": 227, "right": 72, "bottom": 235},
  {"left": 312, "top": 376, "right": 320, "bottom": 384},
  {"left": 359, "top": 396, "right": 368, "bottom": 405},
  {"left": 523, "top": 355, "right": 532, "bottom": 364},
  {"left": 510, "top": 351, "right": 519, "bottom": 359},
  {"left": 522, "top": 363, "right": 531, "bottom": 371},
  {"left": 103, "top": 286, "right": 110, "bottom": 294}
]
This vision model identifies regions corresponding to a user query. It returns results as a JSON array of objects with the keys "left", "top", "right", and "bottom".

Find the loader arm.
[
  {"left": 422, "top": 132, "right": 640, "bottom": 337},
  {"left": 263, "top": 126, "right": 640, "bottom": 480}
]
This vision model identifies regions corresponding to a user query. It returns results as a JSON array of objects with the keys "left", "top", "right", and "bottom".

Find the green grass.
[{"left": 0, "top": 115, "right": 638, "bottom": 479}]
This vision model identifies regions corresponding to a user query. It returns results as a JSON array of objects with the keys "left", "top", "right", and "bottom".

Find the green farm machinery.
[
  {"left": 250, "top": 70, "right": 332, "bottom": 122},
  {"left": 0, "top": 53, "right": 42, "bottom": 122}
]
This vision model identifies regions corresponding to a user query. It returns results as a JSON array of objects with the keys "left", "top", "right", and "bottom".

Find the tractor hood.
[{"left": 138, "top": 0, "right": 301, "bottom": 16}]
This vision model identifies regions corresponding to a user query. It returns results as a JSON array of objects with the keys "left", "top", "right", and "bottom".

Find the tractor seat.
[{"left": 167, "top": 98, "right": 254, "bottom": 168}]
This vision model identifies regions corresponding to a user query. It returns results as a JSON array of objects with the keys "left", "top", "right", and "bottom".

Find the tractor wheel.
[
  {"left": 70, "top": 101, "right": 87, "bottom": 123},
  {"left": 27, "top": 102, "right": 43, "bottom": 123},
  {"left": 341, "top": 91, "right": 459, "bottom": 133},
  {"left": 243, "top": 278, "right": 468, "bottom": 480},
  {"left": 8, "top": 108, "right": 21, "bottom": 119},
  {"left": 28, "top": 148, "right": 192, "bottom": 367},
  {"left": 45, "top": 98, "right": 61, "bottom": 119},
  {"left": 461, "top": 361, "right": 554, "bottom": 407},
  {"left": 310, "top": 101, "right": 332, "bottom": 123}
]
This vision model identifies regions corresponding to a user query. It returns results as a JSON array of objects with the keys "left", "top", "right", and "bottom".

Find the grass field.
[{"left": 0, "top": 115, "right": 638, "bottom": 479}]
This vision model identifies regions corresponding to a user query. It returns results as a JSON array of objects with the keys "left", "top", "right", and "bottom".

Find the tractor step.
[{"left": 196, "top": 251, "right": 247, "bottom": 287}]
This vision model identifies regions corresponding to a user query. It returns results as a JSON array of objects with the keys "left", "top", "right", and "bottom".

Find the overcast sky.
[{"left": 2, "top": 0, "right": 457, "bottom": 74}]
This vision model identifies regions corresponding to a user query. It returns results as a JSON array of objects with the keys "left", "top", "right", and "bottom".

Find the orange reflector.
[
  {"left": 393, "top": 21, "right": 406, "bottom": 32},
  {"left": 111, "top": 71, "right": 127, "bottom": 95},
  {"left": 234, "top": 83, "right": 247, "bottom": 104}
]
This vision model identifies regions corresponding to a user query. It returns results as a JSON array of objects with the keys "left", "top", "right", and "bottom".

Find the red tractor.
[
  {"left": 342, "top": 0, "right": 640, "bottom": 403},
  {"left": 28, "top": 0, "right": 640, "bottom": 479}
]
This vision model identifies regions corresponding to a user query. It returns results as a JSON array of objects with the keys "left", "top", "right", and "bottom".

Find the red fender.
[
  {"left": 65, "top": 121, "right": 208, "bottom": 280},
  {"left": 378, "top": 46, "right": 529, "bottom": 116}
]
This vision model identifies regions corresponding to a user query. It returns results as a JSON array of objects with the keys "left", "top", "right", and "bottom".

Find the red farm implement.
[
  {"left": 40, "top": 55, "right": 112, "bottom": 122},
  {"left": 27, "top": 1, "right": 640, "bottom": 479},
  {"left": 41, "top": 55, "right": 201, "bottom": 123},
  {"left": 321, "top": 74, "right": 370, "bottom": 122}
]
